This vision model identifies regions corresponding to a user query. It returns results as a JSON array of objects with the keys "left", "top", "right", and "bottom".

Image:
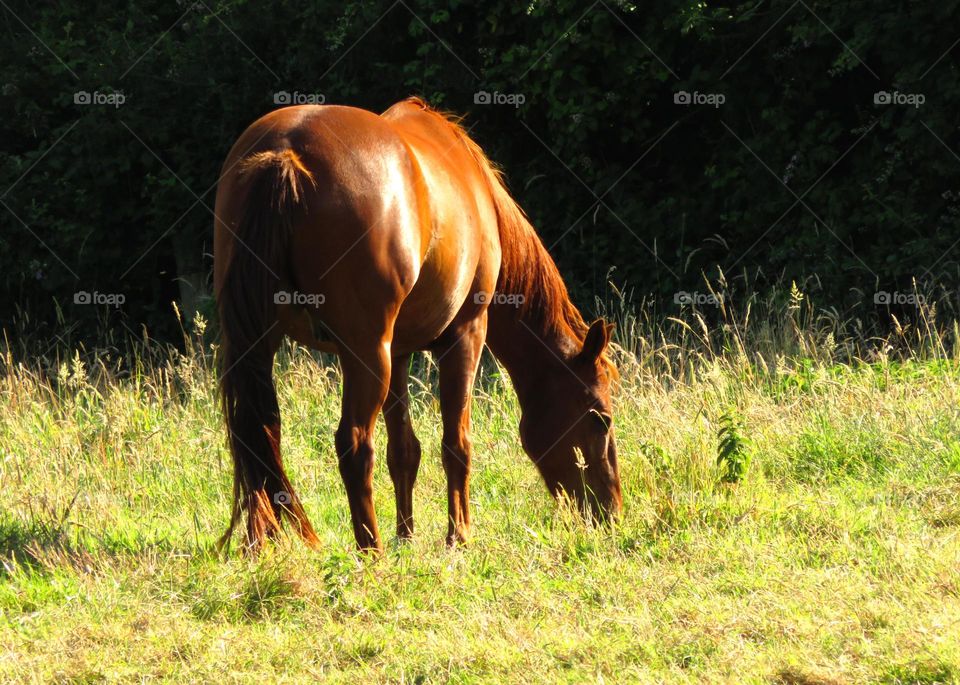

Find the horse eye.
[{"left": 588, "top": 408, "right": 613, "bottom": 432}]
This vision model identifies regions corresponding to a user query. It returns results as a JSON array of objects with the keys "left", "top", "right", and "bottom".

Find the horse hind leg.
[{"left": 335, "top": 341, "right": 394, "bottom": 552}]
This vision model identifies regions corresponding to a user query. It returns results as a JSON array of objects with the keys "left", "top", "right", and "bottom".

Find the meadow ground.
[{"left": 1, "top": 301, "right": 959, "bottom": 683}]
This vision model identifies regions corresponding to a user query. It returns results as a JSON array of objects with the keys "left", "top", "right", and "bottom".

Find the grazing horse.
[{"left": 214, "top": 97, "right": 622, "bottom": 552}]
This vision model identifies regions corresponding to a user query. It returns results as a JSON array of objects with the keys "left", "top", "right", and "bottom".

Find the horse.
[{"left": 213, "top": 97, "right": 622, "bottom": 553}]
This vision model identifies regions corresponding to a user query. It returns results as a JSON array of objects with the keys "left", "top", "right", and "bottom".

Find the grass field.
[{"left": 2, "top": 299, "right": 960, "bottom": 683}]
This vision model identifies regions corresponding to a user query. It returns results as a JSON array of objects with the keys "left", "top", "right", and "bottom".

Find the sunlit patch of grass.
[{"left": 2, "top": 297, "right": 960, "bottom": 681}]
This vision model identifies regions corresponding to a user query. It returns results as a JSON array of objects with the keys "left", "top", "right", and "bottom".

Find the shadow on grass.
[
  {"left": 878, "top": 660, "right": 955, "bottom": 685},
  {"left": 0, "top": 514, "right": 212, "bottom": 578},
  {"left": 0, "top": 514, "right": 342, "bottom": 625}
]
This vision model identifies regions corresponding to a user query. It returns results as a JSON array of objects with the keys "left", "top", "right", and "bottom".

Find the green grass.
[{"left": 1, "top": 328, "right": 959, "bottom": 683}]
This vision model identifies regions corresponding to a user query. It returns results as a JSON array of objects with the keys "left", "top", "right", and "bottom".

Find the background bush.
[{"left": 2, "top": 0, "right": 959, "bottom": 344}]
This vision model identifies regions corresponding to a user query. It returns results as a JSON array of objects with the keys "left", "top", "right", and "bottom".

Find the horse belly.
[{"left": 392, "top": 220, "right": 482, "bottom": 352}]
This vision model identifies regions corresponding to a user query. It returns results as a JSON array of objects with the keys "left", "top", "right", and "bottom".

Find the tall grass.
[{"left": 1, "top": 287, "right": 959, "bottom": 683}]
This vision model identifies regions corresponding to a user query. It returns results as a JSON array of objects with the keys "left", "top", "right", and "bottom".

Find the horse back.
[{"left": 214, "top": 102, "right": 499, "bottom": 355}]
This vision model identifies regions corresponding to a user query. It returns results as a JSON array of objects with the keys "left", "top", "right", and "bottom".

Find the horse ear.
[{"left": 581, "top": 319, "right": 613, "bottom": 363}]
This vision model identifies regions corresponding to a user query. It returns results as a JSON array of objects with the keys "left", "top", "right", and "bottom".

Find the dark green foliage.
[
  {"left": 717, "top": 410, "right": 750, "bottom": 483},
  {"left": 2, "top": 0, "right": 959, "bottom": 343}
]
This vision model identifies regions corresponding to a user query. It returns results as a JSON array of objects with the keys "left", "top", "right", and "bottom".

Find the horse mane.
[{"left": 400, "top": 97, "right": 601, "bottom": 358}]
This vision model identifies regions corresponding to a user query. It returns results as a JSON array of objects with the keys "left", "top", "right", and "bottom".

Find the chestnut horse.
[{"left": 214, "top": 97, "right": 622, "bottom": 552}]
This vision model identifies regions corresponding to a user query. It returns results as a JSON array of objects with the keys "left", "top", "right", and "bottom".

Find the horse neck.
[
  {"left": 485, "top": 301, "right": 580, "bottom": 407},
  {"left": 483, "top": 211, "right": 587, "bottom": 406}
]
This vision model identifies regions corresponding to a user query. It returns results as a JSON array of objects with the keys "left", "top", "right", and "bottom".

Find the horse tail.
[{"left": 216, "top": 148, "right": 319, "bottom": 552}]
